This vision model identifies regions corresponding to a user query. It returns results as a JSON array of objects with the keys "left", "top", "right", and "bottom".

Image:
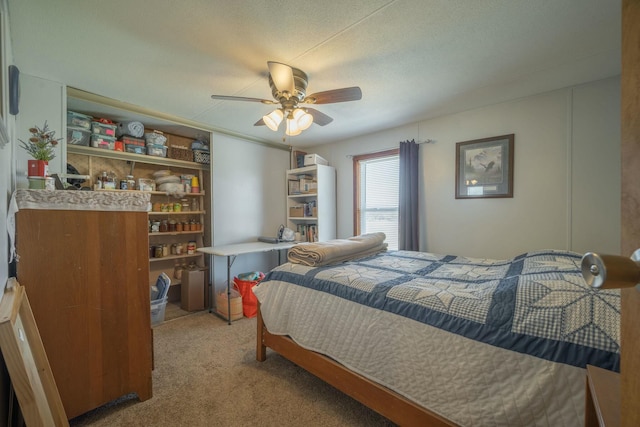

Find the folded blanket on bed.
[{"left": 287, "top": 232, "right": 387, "bottom": 266}]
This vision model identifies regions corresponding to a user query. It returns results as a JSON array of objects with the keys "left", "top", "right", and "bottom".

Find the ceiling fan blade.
[
  {"left": 211, "top": 94, "right": 275, "bottom": 104},
  {"left": 254, "top": 118, "right": 265, "bottom": 126},
  {"left": 303, "top": 86, "right": 362, "bottom": 104},
  {"left": 306, "top": 108, "right": 333, "bottom": 126},
  {"left": 267, "top": 61, "right": 295, "bottom": 95}
]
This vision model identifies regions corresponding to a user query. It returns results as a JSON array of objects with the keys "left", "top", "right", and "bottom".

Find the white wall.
[
  {"left": 570, "top": 78, "right": 620, "bottom": 254},
  {"left": 309, "top": 77, "right": 620, "bottom": 259},
  {"left": 14, "top": 73, "right": 65, "bottom": 188},
  {"left": 211, "top": 132, "right": 289, "bottom": 293}
]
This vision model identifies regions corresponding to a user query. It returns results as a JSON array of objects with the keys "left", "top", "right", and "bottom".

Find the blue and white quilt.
[{"left": 263, "top": 249, "right": 620, "bottom": 371}]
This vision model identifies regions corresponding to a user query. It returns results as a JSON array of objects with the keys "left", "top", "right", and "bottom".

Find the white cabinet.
[{"left": 286, "top": 164, "right": 336, "bottom": 242}]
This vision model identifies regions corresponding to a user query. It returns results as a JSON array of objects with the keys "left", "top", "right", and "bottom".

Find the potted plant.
[{"left": 19, "top": 121, "right": 61, "bottom": 177}]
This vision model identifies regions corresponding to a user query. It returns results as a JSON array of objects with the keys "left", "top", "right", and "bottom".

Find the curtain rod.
[{"left": 346, "top": 139, "right": 434, "bottom": 158}]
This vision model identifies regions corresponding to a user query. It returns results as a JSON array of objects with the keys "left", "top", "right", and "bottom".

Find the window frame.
[{"left": 352, "top": 148, "right": 399, "bottom": 236}]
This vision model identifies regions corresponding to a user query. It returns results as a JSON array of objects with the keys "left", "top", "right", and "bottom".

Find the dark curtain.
[{"left": 399, "top": 139, "right": 419, "bottom": 251}]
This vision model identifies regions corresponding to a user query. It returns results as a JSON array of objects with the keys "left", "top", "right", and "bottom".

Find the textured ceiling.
[{"left": 7, "top": 0, "right": 621, "bottom": 147}]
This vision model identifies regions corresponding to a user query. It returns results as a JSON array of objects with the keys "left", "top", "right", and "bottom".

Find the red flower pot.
[{"left": 28, "top": 160, "right": 49, "bottom": 177}]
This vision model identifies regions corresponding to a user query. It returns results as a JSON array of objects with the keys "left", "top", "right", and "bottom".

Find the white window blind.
[{"left": 359, "top": 154, "right": 399, "bottom": 250}]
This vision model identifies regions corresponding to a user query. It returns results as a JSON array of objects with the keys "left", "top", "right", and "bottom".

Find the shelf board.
[
  {"left": 149, "top": 231, "right": 204, "bottom": 236},
  {"left": 288, "top": 193, "right": 317, "bottom": 198},
  {"left": 148, "top": 211, "right": 205, "bottom": 215},
  {"left": 149, "top": 253, "right": 202, "bottom": 263},
  {"left": 95, "top": 189, "right": 205, "bottom": 197},
  {"left": 288, "top": 217, "right": 318, "bottom": 221},
  {"left": 148, "top": 190, "right": 205, "bottom": 197},
  {"left": 68, "top": 145, "right": 210, "bottom": 171}
]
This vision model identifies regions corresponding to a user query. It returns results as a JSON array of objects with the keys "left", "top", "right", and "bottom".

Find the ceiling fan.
[{"left": 211, "top": 61, "right": 362, "bottom": 136}]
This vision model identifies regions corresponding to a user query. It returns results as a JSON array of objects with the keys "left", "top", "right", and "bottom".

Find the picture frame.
[{"left": 455, "top": 134, "right": 514, "bottom": 199}]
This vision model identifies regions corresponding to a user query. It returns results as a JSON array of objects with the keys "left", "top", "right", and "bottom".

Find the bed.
[{"left": 253, "top": 248, "right": 620, "bottom": 426}]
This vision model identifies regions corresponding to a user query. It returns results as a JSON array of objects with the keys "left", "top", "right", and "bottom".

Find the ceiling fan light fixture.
[
  {"left": 263, "top": 109, "right": 283, "bottom": 131},
  {"left": 285, "top": 118, "right": 302, "bottom": 136},
  {"left": 293, "top": 108, "right": 313, "bottom": 130}
]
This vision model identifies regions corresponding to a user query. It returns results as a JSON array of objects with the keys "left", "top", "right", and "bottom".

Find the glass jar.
[
  {"left": 154, "top": 245, "right": 163, "bottom": 258},
  {"left": 181, "top": 199, "right": 190, "bottom": 212},
  {"left": 187, "top": 241, "right": 196, "bottom": 254},
  {"left": 159, "top": 220, "right": 169, "bottom": 233},
  {"left": 162, "top": 244, "right": 169, "bottom": 257},
  {"left": 168, "top": 220, "right": 177, "bottom": 232},
  {"left": 191, "top": 197, "right": 199, "bottom": 212},
  {"left": 175, "top": 242, "right": 184, "bottom": 255},
  {"left": 175, "top": 222, "right": 183, "bottom": 232},
  {"left": 174, "top": 264, "right": 183, "bottom": 280}
]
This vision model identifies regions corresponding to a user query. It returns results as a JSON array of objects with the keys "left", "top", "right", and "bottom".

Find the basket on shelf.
[
  {"left": 193, "top": 149, "right": 210, "bottom": 165},
  {"left": 168, "top": 145, "right": 194, "bottom": 162}
]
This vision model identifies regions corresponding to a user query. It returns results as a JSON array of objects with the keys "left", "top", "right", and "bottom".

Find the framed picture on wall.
[{"left": 455, "top": 134, "right": 514, "bottom": 199}]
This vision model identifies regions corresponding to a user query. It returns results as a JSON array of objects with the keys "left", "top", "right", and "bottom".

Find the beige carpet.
[
  {"left": 163, "top": 300, "right": 194, "bottom": 322},
  {"left": 69, "top": 311, "right": 395, "bottom": 426}
]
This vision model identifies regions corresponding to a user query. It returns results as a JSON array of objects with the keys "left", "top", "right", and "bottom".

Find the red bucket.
[{"left": 233, "top": 272, "right": 265, "bottom": 318}]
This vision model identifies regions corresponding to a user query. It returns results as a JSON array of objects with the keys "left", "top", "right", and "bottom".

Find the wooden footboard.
[{"left": 256, "top": 306, "right": 457, "bottom": 427}]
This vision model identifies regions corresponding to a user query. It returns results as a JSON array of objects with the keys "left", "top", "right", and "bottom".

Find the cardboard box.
[
  {"left": 289, "top": 206, "right": 304, "bottom": 217},
  {"left": 181, "top": 268, "right": 206, "bottom": 311},
  {"left": 299, "top": 178, "right": 317, "bottom": 193}
]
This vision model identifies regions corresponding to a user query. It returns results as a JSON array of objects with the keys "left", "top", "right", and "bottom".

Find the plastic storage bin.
[
  {"left": 67, "top": 126, "right": 90, "bottom": 146},
  {"left": 146, "top": 144, "right": 167, "bottom": 157},
  {"left": 145, "top": 132, "right": 167, "bottom": 146},
  {"left": 91, "top": 121, "right": 117, "bottom": 137},
  {"left": 125, "top": 144, "right": 146, "bottom": 154},
  {"left": 123, "top": 135, "right": 146, "bottom": 154},
  {"left": 150, "top": 297, "right": 168, "bottom": 326},
  {"left": 67, "top": 110, "right": 92, "bottom": 130},
  {"left": 121, "top": 135, "right": 145, "bottom": 146},
  {"left": 150, "top": 273, "right": 171, "bottom": 326},
  {"left": 91, "top": 134, "right": 116, "bottom": 150}
]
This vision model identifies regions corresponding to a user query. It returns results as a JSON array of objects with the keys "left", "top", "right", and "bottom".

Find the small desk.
[{"left": 198, "top": 241, "right": 297, "bottom": 324}]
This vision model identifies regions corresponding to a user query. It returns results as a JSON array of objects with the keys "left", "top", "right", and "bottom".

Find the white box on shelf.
[{"left": 303, "top": 154, "right": 328, "bottom": 166}]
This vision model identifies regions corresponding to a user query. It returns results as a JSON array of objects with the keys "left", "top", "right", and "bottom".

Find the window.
[{"left": 353, "top": 149, "right": 399, "bottom": 250}]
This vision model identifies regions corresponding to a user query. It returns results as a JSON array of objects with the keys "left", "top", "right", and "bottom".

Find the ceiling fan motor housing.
[{"left": 269, "top": 67, "right": 308, "bottom": 105}]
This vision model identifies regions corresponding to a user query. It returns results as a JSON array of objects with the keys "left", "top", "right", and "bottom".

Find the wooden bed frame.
[{"left": 255, "top": 307, "right": 456, "bottom": 427}]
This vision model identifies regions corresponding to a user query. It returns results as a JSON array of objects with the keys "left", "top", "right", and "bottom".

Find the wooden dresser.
[{"left": 12, "top": 189, "right": 153, "bottom": 419}]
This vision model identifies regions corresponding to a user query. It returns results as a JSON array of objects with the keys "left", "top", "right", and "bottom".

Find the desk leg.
[{"left": 208, "top": 254, "right": 215, "bottom": 313}]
